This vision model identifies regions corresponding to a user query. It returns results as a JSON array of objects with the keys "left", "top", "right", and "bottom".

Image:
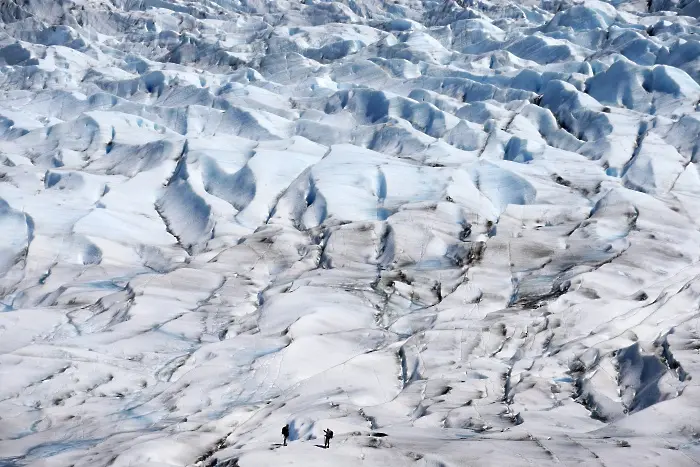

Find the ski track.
[{"left": 1, "top": 0, "right": 700, "bottom": 465}]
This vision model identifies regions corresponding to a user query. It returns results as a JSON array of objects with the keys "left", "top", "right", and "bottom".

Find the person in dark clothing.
[
  {"left": 282, "top": 424, "right": 290, "bottom": 446},
  {"left": 323, "top": 428, "right": 333, "bottom": 448}
]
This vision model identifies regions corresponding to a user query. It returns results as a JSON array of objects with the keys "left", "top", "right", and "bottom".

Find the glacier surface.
[{"left": 1, "top": 0, "right": 700, "bottom": 465}]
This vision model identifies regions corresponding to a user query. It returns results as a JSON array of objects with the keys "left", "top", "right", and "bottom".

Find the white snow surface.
[{"left": 1, "top": 0, "right": 700, "bottom": 465}]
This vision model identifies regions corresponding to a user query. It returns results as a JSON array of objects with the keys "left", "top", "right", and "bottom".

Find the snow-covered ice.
[{"left": 1, "top": 0, "right": 700, "bottom": 465}]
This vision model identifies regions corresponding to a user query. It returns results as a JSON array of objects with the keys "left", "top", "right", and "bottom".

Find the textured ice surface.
[{"left": 1, "top": 0, "right": 700, "bottom": 465}]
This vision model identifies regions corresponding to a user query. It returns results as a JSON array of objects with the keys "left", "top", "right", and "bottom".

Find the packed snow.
[{"left": 1, "top": 0, "right": 700, "bottom": 465}]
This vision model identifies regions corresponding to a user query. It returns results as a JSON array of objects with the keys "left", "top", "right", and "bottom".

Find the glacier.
[{"left": 0, "top": 0, "right": 700, "bottom": 465}]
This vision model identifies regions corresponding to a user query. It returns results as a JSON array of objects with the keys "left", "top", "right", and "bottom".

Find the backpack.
[{"left": 327, "top": 430, "right": 333, "bottom": 439}]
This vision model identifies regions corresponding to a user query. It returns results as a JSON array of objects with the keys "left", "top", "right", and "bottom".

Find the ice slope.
[{"left": 0, "top": 0, "right": 700, "bottom": 465}]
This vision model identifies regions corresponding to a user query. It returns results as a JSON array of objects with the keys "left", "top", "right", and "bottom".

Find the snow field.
[{"left": 1, "top": 0, "right": 700, "bottom": 465}]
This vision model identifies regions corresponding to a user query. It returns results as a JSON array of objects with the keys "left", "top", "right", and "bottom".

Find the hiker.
[
  {"left": 282, "top": 424, "right": 290, "bottom": 446},
  {"left": 323, "top": 428, "right": 333, "bottom": 448}
]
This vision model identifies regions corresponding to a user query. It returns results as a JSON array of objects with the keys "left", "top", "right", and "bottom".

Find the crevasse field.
[{"left": 1, "top": 0, "right": 700, "bottom": 465}]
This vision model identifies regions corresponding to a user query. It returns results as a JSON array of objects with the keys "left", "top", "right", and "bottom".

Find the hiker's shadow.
[{"left": 314, "top": 444, "right": 327, "bottom": 449}]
